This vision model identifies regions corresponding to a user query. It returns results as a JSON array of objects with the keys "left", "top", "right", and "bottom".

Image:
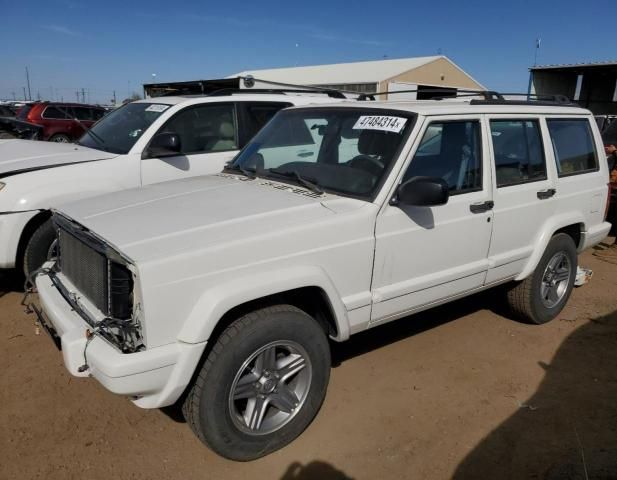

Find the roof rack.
[
  {"left": 357, "top": 89, "right": 503, "bottom": 101},
  {"left": 206, "top": 87, "right": 347, "bottom": 99},
  {"left": 469, "top": 93, "right": 576, "bottom": 106},
  {"left": 357, "top": 89, "right": 578, "bottom": 106}
]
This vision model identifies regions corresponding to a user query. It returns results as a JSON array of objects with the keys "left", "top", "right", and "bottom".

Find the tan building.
[{"left": 231, "top": 55, "right": 486, "bottom": 99}]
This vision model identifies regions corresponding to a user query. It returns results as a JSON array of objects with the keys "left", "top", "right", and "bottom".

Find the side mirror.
[
  {"left": 393, "top": 176, "right": 449, "bottom": 207},
  {"left": 145, "top": 132, "right": 181, "bottom": 158}
]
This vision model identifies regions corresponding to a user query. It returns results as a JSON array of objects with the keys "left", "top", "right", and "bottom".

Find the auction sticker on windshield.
[
  {"left": 353, "top": 115, "right": 407, "bottom": 133},
  {"left": 145, "top": 104, "right": 170, "bottom": 113}
]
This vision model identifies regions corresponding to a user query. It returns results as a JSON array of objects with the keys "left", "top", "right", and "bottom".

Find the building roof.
[
  {"left": 230, "top": 56, "right": 449, "bottom": 85},
  {"left": 530, "top": 60, "right": 617, "bottom": 71}
]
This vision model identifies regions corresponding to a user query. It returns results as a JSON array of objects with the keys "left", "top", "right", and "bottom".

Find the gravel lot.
[{"left": 1, "top": 243, "right": 616, "bottom": 480}]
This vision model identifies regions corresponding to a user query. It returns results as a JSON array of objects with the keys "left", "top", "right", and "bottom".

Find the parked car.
[
  {"left": 15, "top": 102, "right": 107, "bottom": 142},
  {"left": 31, "top": 97, "right": 612, "bottom": 460},
  {"left": 0, "top": 91, "right": 344, "bottom": 276},
  {"left": 0, "top": 104, "right": 17, "bottom": 117}
]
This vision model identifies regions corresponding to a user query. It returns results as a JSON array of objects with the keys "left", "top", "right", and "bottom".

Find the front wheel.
[
  {"left": 506, "top": 233, "right": 577, "bottom": 324},
  {"left": 23, "top": 219, "right": 57, "bottom": 278},
  {"left": 182, "top": 305, "right": 331, "bottom": 461}
]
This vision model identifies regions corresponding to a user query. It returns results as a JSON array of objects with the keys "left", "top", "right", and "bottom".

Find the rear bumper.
[
  {"left": 34, "top": 268, "right": 207, "bottom": 408},
  {"left": 0, "top": 210, "right": 38, "bottom": 269},
  {"left": 580, "top": 221, "right": 612, "bottom": 251}
]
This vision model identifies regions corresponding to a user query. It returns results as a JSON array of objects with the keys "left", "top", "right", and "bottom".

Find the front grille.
[
  {"left": 57, "top": 227, "right": 133, "bottom": 320},
  {"left": 58, "top": 229, "right": 108, "bottom": 314}
]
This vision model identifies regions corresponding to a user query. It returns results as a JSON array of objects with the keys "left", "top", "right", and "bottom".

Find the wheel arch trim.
[{"left": 177, "top": 265, "right": 351, "bottom": 344}]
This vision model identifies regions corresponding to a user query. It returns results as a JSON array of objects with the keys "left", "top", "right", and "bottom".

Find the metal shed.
[
  {"left": 230, "top": 55, "right": 485, "bottom": 99},
  {"left": 529, "top": 61, "right": 617, "bottom": 115}
]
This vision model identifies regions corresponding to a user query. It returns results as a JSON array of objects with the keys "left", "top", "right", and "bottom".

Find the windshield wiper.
[
  {"left": 267, "top": 168, "right": 324, "bottom": 195},
  {"left": 223, "top": 163, "right": 256, "bottom": 179}
]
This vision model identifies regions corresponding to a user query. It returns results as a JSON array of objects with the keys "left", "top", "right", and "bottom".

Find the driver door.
[
  {"left": 370, "top": 116, "right": 494, "bottom": 324},
  {"left": 141, "top": 103, "right": 240, "bottom": 185}
]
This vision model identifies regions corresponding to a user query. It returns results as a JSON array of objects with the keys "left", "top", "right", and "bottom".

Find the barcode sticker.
[
  {"left": 145, "top": 104, "right": 170, "bottom": 112},
  {"left": 352, "top": 115, "right": 407, "bottom": 133}
]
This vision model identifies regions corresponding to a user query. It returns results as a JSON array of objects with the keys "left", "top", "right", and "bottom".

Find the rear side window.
[
  {"left": 490, "top": 119, "right": 546, "bottom": 187},
  {"left": 547, "top": 119, "right": 598, "bottom": 176},
  {"left": 404, "top": 120, "right": 483, "bottom": 195},
  {"left": 243, "top": 102, "right": 290, "bottom": 140},
  {"left": 42, "top": 106, "right": 72, "bottom": 119}
]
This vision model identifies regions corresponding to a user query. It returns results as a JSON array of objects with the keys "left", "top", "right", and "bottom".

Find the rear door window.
[
  {"left": 547, "top": 118, "right": 599, "bottom": 176},
  {"left": 490, "top": 119, "right": 547, "bottom": 187},
  {"left": 74, "top": 107, "right": 93, "bottom": 121}
]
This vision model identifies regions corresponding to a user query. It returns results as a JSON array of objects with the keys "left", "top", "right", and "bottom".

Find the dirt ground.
[{"left": 1, "top": 243, "right": 616, "bottom": 480}]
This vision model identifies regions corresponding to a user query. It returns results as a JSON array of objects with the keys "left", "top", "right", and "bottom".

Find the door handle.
[
  {"left": 297, "top": 151, "right": 314, "bottom": 158},
  {"left": 537, "top": 188, "right": 556, "bottom": 199},
  {"left": 469, "top": 200, "right": 494, "bottom": 213}
]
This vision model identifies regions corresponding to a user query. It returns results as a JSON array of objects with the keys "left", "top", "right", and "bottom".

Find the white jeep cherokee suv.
[
  {"left": 0, "top": 91, "right": 341, "bottom": 276},
  {"left": 32, "top": 98, "right": 612, "bottom": 460}
]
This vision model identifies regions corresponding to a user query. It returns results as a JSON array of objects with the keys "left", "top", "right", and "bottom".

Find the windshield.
[
  {"left": 232, "top": 108, "right": 414, "bottom": 198},
  {"left": 77, "top": 102, "right": 171, "bottom": 154}
]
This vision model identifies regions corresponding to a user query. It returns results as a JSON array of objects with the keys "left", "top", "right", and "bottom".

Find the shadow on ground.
[
  {"left": 453, "top": 310, "right": 617, "bottom": 480},
  {"left": 0, "top": 269, "right": 22, "bottom": 298},
  {"left": 331, "top": 289, "right": 506, "bottom": 366},
  {"left": 279, "top": 461, "right": 354, "bottom": 480}
]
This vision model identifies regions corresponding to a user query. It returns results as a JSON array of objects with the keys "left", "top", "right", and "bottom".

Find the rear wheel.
[
  {"left": 506, "top": 233, "right": 577, "bottom": 324},
  {"left": 49, "top": 134, "right": 70, "bottom": 143},
  {"left": 182, "top": 304, "right": 330, "bottom": 461},
  {"left": 23, "top": 219, "right": 57, "bottom": 278}
]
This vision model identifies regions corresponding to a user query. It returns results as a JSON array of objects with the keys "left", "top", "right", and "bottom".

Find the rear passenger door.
[
  {"left": 371, "top": 116, "right": 494, "bottom": 324},
  {"left": 485, "top": 116, "right": 556, "bottom": 283},
  {"left": 141, "top": 103, "right": 240, "bottom": 185}
]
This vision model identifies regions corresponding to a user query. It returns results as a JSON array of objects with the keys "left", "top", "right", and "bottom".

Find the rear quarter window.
[{"left": 547, "top": 118, "right": 599, "bottom": 177}]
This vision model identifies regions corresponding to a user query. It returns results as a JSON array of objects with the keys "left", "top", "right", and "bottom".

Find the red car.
[{"left": 16, "top": 102, "right": 107, "bottom": 142}]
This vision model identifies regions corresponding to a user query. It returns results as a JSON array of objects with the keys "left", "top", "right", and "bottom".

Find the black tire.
[
  {"left": 23, "top": 219, "right": 57, "bottom": 277},
  {"left": 506, "top": 233, "right": 577, "bottom": 324},
  {"left": 182, "top": 304, "right": 330, "bottom": 461},
  {"left": 49, "top": 134, "right": 71, "bottom": 143}
]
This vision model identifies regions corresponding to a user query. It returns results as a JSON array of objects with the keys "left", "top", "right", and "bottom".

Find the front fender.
[
  {"left": 514, "top": 211, "right": 585, "bottom": 281},
  {"left": 177, "top": 265, "right": 351, "bottom": 344}
]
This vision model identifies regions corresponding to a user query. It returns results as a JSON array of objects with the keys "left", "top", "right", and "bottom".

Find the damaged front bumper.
[{"left": 31, "top": 267, "right": 207, "bottom": 409}]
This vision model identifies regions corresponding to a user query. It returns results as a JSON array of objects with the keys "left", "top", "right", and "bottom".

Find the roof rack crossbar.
[
  {"left": 356, "top": 89, "right": 503, "bottom": 101},
  {"left": 207, "top": 87, "right": 347, "bottom": 99}
]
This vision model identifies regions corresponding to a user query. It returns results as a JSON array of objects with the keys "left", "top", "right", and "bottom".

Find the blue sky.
[{"left": 1, "top": 0, "right": 615, "bottom": 103}]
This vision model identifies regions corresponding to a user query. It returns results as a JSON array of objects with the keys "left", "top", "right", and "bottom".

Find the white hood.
[
  {"left": 0, "top": 139, "right": 117, "bottom": 177},
  {"left": 57, "top": 174, "right": 357, "bottom": 263}
]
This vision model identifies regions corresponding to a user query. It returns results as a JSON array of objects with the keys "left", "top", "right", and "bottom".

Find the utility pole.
[
  {"left": 81, "top": 88, "right": 85, "bottom": 104},
  {"left": 76, "top": 91, "right": 80, "bottom": 102},
  {"left": 11, "top": 92, "right": 16, "bottom": 101},
  {"left": 527, "top": 37, "right": 541, "bottom": 99},
  {"left": 25, "top": 66, "right": 32, "bottom": 101},
  {"left": 23, "top": 87, "right": 27, "bottom": 100},
  {"left": 112, "top": 90, "right": 116, "bottom": 105}
]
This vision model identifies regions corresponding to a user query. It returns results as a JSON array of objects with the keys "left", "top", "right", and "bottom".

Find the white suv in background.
[
  {"left": 32, "top": 97, "right": 611, "bottom": 460},
  {"left": 0, "top": 91, "right": 343, "bottom": 276}
]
